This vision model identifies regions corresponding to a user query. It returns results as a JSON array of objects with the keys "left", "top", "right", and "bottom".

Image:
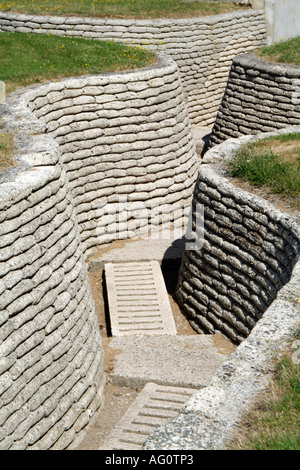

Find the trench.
[
  {"left": 75, "top": 233, "right": 235, "bottom": 450},
  {"left": 0, "top": 12, "right": 299, "bottom": 447},
  {"left": 74, "top": 127, "right": 300, "bottom": 450}
]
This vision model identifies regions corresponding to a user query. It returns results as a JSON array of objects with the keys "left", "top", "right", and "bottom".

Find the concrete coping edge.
[
  {"left": 0, "top": 8, "right": 265, "bottom": 27},
  {"left": 232, "top": 52, "right": 300, "bottom": 76},
  {"left": 144, "top": 126, "right": 300, "bottom": 450}
]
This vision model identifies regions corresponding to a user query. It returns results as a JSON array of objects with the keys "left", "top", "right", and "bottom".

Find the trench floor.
[
  {"left": 75, "top": 237, "right": 234, "bottom": 450},
  {"left": 76, "top": 127, "right": 298, "bottom": 449}
]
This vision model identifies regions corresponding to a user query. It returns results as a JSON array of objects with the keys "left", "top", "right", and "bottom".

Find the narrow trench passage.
[
  {"left": 75, "top": 129, "right": 235, "bottom": 450},
  {"left": 75, "top": 238, "right": 235, "bottom": 450}
]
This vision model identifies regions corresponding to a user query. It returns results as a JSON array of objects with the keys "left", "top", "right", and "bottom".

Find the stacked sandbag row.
[
  {"left": 0, "top": 157, "right": 105, "bottom": 449},
  {"left": 176, "top": 153, "right": 300, "bottom": 344},
  {"left": 209, "top": 53, "right": 300, "bottom": 146},
  {"left": 25, "top": 55, "right": 198, "bottom": 258},
  {"left": 0, "top": 9, "right": 267, "bottom": 126}
]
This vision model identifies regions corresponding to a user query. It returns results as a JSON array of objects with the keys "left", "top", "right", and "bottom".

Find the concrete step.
[
  {"left": 107, "top": 334, "right": 234, "bottom": 389},
  {"left": 104, "top": 261, "right": 177, "bottom": 337},
  {"left": 99, "top": 383, "right": 197, "bottom": 450},
  {"left": 89, "top": 236, "right": 186, "bottom": 272}
]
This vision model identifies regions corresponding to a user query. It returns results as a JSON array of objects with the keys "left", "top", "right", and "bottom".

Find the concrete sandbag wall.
[
  {"left": 0, "top": 54, "right": 198, "bottom": 448},
  {"left": 209, "top": 53, "right": 300, "bottom": 147},
  {"left": 4, "top": 3, "right": 300, "bottom": 451},
  {"left": 0, "top": 9, "right": 267, "bottom": 127},
  {"left": 176, "top": 131, "right": 300, "bottom": 344},
  {"left": 24, "top": 55, "right": 198, "bottom": 258},
  {"left": 0, "top": 154, "right": 105, "bottom": 450}
]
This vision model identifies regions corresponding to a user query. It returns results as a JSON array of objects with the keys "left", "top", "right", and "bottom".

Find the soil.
[{"left": 0, "top": 131, "right": 14, "bottom": 175}]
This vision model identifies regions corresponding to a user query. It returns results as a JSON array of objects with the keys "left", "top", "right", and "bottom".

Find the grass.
[
  {"left": 255, "top": 35, "right": 300, "bottom": 67},
  {"left": 229, "top": 331, "right": 300, "bottom": 450},
  {"left": 227, "top": 132, "right": 300, "bottom": 205},
  {"left": 0, "top": 0, "right": 248, "bottom": 19},
  {"left": 0, "top": 29, "right": 155, "bottom": 171},
  {"left": 0, "top": 130, "right": 14, "bottom": 173},
  {"left": 0, "top": 31, "right": 155, "bottom": 93}
]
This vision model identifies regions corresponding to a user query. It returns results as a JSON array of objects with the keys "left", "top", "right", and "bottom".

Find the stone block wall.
[
  {"left": 0, "top": 9, "right": 267, "bottom": 126},
  {"left": 176, "top": 130, "right": 300, "bottom": 344},
  {"left": 209, "top": 53, "right": 300, "bottom": 147},
  {"left": 22, "top": 55, "right": 198, "bottom": 258},
  {"left": 265, "top": 0, "right": 300, "bottom": 44}
]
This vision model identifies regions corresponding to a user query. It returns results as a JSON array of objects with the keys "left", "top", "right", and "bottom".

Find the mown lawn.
[
  {"left": 0, "top": 30, "right": 155, "bottom": 94},
  {"left": 0, "top": 29, "right": 155, "bottom": 171},
  {"left": 0, "top": 0, "right": 248, "bottom": 19},
  {"left": 255, "top": 35, "right": 300, "bottom": 66},
  {"left": 227, "top": 132, "right": 300, "bottom": 206},
  {"left": 229, "top": 331, "right": 300, "bottom": 450}
]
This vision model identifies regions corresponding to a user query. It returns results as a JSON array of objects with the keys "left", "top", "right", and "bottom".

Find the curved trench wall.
[
  {"left": 209, "top": 53, "right": 300, "bottom": 147},
  {"left": 146, "top": 241, "right": 300, "bottom": 450},
  {"left": 24, "top": 54, "right": 198, "bottom": 258},
  {"left": 176, "top": 130, "right": 300, "bottom": 344},
  {"left": 0, "top": 55, "right": 198, "bottom": 449},
  {"left": 0, "top": 9, "right": 267, "bottom": 127},
  {"left": 0, "top": 148, "right": 105, "bottom": 450}
]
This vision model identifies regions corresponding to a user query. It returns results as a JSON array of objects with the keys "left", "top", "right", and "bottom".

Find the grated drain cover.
[
  {"left": 99, "top": 382, "right": 196, "bottom": 450},
  {"left": 104, "top": 261, "right": 177, "bottom": 336}
]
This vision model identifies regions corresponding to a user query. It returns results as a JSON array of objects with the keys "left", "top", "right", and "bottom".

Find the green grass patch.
[
  {"left": 255, "top": 36, "right": 300, "bottom": 67},
  {"left": 0, "top": 0, "right": 248, "bottom": 19},
  {"left": 227, "top": 132, "right": 300, "bottom": 203},
  {"left": 229, "top": 331, "right": 300, "bottom": 450},
  {"left": 0, "top": 31, "right": 155, "bottom": 93},
  {"left": 0, "top": 130, "right": 14, "bottom": 173}
]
